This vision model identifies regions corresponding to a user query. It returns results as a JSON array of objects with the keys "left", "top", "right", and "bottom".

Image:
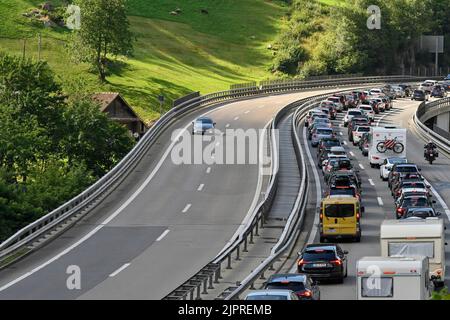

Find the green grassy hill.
[{"left": 0, "top": 0, "right": 288, "bottom": 122}]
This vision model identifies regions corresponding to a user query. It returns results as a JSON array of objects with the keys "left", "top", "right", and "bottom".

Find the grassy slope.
[{"left": 0, "top": 0, "right": 287, "bottom": 122}]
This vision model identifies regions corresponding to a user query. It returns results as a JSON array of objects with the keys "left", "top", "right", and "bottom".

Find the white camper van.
[
  {"left": 368, "top": 127, "right": 406, "bottom": 167},
  {"left": 380, "top": 218, "right": 446, "bottom": 288},
  {"left": 357, "top": 256, "right": 431, "bottom": 300}
]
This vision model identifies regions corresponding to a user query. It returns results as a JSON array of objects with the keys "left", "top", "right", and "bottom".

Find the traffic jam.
[{"left": 244, "top": 81, "right": 450, "bottom": 301}]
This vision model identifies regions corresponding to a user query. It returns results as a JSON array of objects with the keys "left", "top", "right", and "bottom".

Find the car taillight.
[
  {"left": 331, "top": 259, "right": 342, "bottom": 266},
  {"left": 313, "top": 134, "right": 317, "bottom": 138},
  {"left": 298, "top": 259, "right": 308, "bottom": 266},
  {"left": 298, "top": 290, "right": 312, "bottom": 298},
  {"left": 396, "top": 190, "right": 401, "bottom": 196},
  {"left": 397, "top": 208, "right": 405, "bottom": 215}
]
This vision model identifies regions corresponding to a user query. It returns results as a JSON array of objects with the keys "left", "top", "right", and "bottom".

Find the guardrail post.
[
  {"left": 250, "top": 228, "right": 254, "bottom": 244},
  {"left": 208, "top": 274, "right": 214, "bottom": 290},
  {"left": 250, "top": 281, "right": 255, "bottom": 290},
  {"left": 236, "top": 245, "right": 241, "bottom": 261},
  {"left": 196, "top": 284, "right": 201, "bottom": 300},
  {"left": 202, "top": 278, "right": 208, "bottom": 295},
  {"left": 189, "top": 289, "right": 194, "bottom": 300},
  {"left": 260, "top": 270, "right": 266, "bottom": 280},
  {"left": 243, "top": 234, "right": 248, "bottom": 252},
  {"left": 215, "top": 265, "right": 222, "bottom": 282},
  {"left": 255, "top": 220, "right": 260, "bottom": 236},
  {"left": 227, "top": 254, "right": 232, "bottom": 269}
]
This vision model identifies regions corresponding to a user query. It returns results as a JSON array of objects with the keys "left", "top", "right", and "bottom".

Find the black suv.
[
  {"left": 264, "top": 274, "right": 320, "bottom": 300},
  {"left": 297, "top": 244, "right": 348, "bottom": 283}
]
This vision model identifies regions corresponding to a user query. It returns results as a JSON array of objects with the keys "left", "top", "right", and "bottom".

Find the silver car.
[
  {"left": 311, "top": 127, "right": 334, "bottom": 147},
  {"left": 192, "top": 117, "right": 216, "bottom": 135}
]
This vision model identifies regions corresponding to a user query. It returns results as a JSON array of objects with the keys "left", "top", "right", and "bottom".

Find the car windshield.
[
  {"left": 317, "top": 129, "right": 333, "bottom": 135},
  {"left": 246, "top": 295, "right": 288, "bottom": 300},
  {"left": 323, "top": 140, "right": 340, "bottom": 148},
  {"left": 265, "top": 282, "right": 305, "bottom": 292},
  {"left": 390, "top": 158, "right": 407, "bottom": 165},
  {"left": 198, "top": 118, "right": 212, "bottom": 124},
  {"left": 349, "top": 111, "right": 362, "bottom": 116},
  {"left": 405, "top": 209, "right": 434, "bottom": 218},
  {"left": 360, "top": 106, "right": 372, "bottom": 111},
  {"left": 402, "top": 182, "right": 426, "bottom": 189},
  {"left": 335, "top": 160, "right": 352, "bottom": 169},
  {"left": 396, "top": 166, "right": 418, "bottom": 173},
  {"left": 402, "top": 198, "right": 429, "bottom": 207},
  {"left": 329, "top": 188, "right": 356, "bottom": 196},
  {"left": 324, "top": 203, "right": 355, "bottom": 217},
  {"left": 303, "top": 249, "right": 336, "bottom": 261},
  {"left": 357, "top": 127, "right": 370, "bottom": 132}
]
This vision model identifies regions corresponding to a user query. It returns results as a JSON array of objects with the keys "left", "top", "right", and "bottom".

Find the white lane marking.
[
  {"left": 424, "top": 178, "right": 450, "bottom": 219},
  {"left": 215, "top": 119, "right": 272, "bottom": 258},
  {"left": 376, "top": 109, "right": 396, "bottom": 127},
  {"left": 343, "top": 141, "right": 348, "bottom": 146},
  {"left": 234, "top": 116, "right": 239, "bottom": 121},
  {"left": 156, "top": 229, "right": 170, "bottom": 242},
  {"left": 349, "top": 151, "right": 355, "bottom": 157},
  {"left": 377, "top": 197, "right": 384, "bottom": 206},
  {"left": 244, "top": 110, "right": 250, "bottom": 114},
  {"left": 226, "top": 124, "right": 230, "bottom": 128},
  {"left": 339, "top": 132, "right": 343, "bottom": 136},
  {"left": 368, "top": 179, "right": 375, "bottom": 186},
  {"left": 206, "top": 167, "right": 211, "bottom": 174},
  {"left": 0, "top": 98, "right": 231, "bottom": 292},
  {"left": 359, "top": 163, "right": 365, "bottom": 170},
  {"left": 215, "top": 142, "right": 220, "bottom": 146},
  {"left": 109, "top": 263, "right": 131, "bottom": 277},
  {"left": 197, "top": 184, "right": 205, "bottom": 191},
  {"left": 182, "top": 204, "right": 192, "bottom": 213}
]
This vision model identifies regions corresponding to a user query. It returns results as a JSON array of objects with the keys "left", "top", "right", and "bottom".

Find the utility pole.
[
  {"left": 38, "top": 33, "right": 42, "bottom": 61},
  {"left": 158, "top": 94, "right": 165, "bottom": 118},
  {"left": 22, "top": 38, "right": 26, "bottom": 59}
]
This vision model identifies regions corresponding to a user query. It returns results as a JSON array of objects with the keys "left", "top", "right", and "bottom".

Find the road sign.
[{"left": 419, "top": 35, "right": 444, "bottom": 53}]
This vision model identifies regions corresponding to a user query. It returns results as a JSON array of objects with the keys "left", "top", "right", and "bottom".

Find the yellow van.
[{"left": 319, "top": 196, "right": 362, "bottom": 242}]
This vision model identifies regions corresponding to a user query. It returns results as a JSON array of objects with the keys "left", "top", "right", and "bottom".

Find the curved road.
[
  {"left": 0, "top": 89, "right": 343, "bottom": 299},
  {"left": 293, "top": 96, "right": 450, "bottom": 300}
]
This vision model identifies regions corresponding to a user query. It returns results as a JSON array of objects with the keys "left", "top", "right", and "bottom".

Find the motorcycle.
[{"left": 424, "top": 147, "right": 438, "bottom": 164}]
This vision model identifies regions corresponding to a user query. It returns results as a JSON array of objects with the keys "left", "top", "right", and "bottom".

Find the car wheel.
[
  {"left": 345, "top": 264, "right": 348, "bottom": 278},
  {"left": 355, "top": 236, "right": 361, "bottom": 243},
  {"left": 320, "top": 236, "right": 326, "bottom": 243},
  {"left": 370, "top": 163, "right": 375, "bottom": 168}
]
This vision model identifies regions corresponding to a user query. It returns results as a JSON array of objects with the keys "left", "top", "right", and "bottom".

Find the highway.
[
  {"left": 290, "top": 96, "right": 450, "bottom": 300},
  {"left": 0, "top": 89, "right": 343, "bottom": 300}
]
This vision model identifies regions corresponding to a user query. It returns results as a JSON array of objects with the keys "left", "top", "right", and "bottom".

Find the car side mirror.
[
  {"left": 427, "top": 185, "right": 431, "bottom": 189},
  {"left": 213, "top": 122, "right": 217, "bottom": 126},
  {"left": 361, "top": 207, "right": 365, "bottom": 213},
  {"left": 436, "top": 212, "right": 442, "bottom": 217},
  {"left": 418, "top": 168, "right": 422, "bottom": 171},
  {"left": 343, "top": 250, "right": 349, "bottom": 255},
  {"left": 433, "top": 200, "right": 437, "bottom": 204}
]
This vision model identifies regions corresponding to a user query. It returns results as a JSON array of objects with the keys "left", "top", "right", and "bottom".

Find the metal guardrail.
[
  {"left": 0, "top": 74, "right": 435, "bottom": 275},
  {"left": 414, "top": 97, "right": 450, "bottom": 154}
]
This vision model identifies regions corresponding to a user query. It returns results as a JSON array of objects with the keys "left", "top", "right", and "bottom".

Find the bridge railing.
[
  {"left": 0, "top": 74, "right": 436, "bottom": 273},
  {"left": 414, "top": 97, "right": 450, "bottom": 155}
]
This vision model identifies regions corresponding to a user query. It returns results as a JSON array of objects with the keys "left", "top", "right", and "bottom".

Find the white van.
[
  {"left": 380, "top": 218, "right": 446, "bottom": 288},
  {"left": 357, "top": 256, "right": 431, "bottom": 300},
  {"left": 368, "top": 127, "right": 406, "bottom": 167}
]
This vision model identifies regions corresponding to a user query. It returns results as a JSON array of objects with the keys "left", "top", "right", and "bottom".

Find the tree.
[
  {"left": 61, "top": 97, "right": 134, "bottom": 177},
  {"left": 71, "top": 0, "right": 133, "bottom": 81}
]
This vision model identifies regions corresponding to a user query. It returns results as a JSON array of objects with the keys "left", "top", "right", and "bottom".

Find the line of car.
[{"left": 244, "top": 84, "right": 447, "bottom": 300}]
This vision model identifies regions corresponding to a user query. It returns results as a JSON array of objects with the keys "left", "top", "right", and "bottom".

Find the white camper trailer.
[
  {"left": 368, "top": 127, "right": 406, "bottom": 167},
  {"left": 380, "top": 218, "right": 446, "bottom": 287},
  {"left": 357, "top": 256, "right": 431, "bottom": 300}
]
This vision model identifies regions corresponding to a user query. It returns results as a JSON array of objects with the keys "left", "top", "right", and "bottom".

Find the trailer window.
[
  {"left": 388, "top": 242, "right": 434, "bottom": 259},
  {"left": 361, "top": 277, "right": 393, "bottom": 298}
]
